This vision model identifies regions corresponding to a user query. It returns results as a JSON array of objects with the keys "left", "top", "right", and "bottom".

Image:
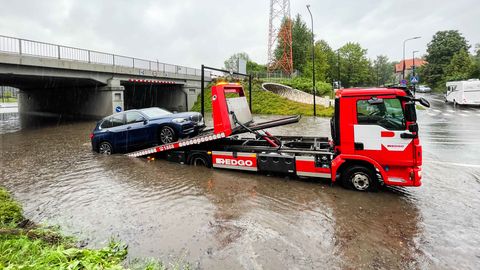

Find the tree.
[
  {"left": 302, "top": 40, "right": 331, "bottom": 82},
  {"left": 444, "top": 49, "right": 474, "bottom": 81},
  {"left": 421, "top": 30, "right": 470, "bottom": 88},
  {"left": 471, "top": 43, "right": 480, "bottom": 78},
  {"left": 224, "top": 52, "right": 250, "bottom": 72},
  {"left": 373, "top": 55, "right": 395, "bottom": 86},
  {"left": 275, "top": 14, "right": 312, "bottom": 73},
  {"left": 337, "top": 42, "right": 372, "bottom": 87}
]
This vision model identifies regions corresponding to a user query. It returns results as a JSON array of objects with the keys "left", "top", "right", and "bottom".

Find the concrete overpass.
[{"left": 0, "top": 35, "right": 211, "bottom": 119}]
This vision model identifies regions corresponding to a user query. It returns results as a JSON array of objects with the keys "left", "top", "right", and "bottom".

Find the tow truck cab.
[{"left": 331, "top": 88, "right": 423, "bottom": 187}]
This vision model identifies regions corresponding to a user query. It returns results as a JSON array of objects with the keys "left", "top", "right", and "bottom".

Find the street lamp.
[
  {"left": 412, "top": 50, "right": 419, "bottom": 94},
  {"left": 306, "top": 4, "right": 316, "bottom": 116},
  {"left": 402, "top": 36, "right": 421, "bottom": 81}
]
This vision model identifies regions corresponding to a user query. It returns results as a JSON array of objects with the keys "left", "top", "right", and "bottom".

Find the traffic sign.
[
  {"left": 410, "top": 76, "right": 419, "bottom": 84},
  {"left": 400, "top": 79, "right": 407, "bottom": 86},
  {"left": 115, "top": 106, "right": 122, "bottom": 113}
]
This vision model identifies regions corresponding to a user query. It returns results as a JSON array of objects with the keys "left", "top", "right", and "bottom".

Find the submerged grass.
[
  {"left": 0, "top": 187, "right": 189, "bottom": 269},
  {"left": 191, "top": 81, "right": 334, "bottom": 117}
]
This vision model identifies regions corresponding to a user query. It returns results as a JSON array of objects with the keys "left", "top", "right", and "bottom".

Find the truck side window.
[{"left": 357, "top": 98, "right": 405, "bottom": 130}]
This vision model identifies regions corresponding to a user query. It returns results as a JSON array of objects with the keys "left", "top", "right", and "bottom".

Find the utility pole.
[
  {"left": 306, "top": 4, "right": 316, "bottom": 116},
  {"left": 412, "top": 50, "right": 419, "bottom": 95},
  {"left": 402, "top": 36, "right": 421, "bottom": 81}
]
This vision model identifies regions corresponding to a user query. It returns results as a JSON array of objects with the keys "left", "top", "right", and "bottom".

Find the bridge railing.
[{"left": 0, "top": 35, "right": 210, "bottom": 77}]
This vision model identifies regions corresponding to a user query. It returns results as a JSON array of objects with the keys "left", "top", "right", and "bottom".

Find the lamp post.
[
  {"left": 412, "top": 50, "right": 419, "bottom": 94},
  {"left": 306, "top": 4, "right": 316, "bottom": 116},
  {"left": 402, "top": 36, "right": 421, "bottom": 81}
]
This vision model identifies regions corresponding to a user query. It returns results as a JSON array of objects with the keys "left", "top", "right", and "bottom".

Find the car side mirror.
[
  {"left": 405, "top": 102, "right": 417, "bottom": 122},
  {"left": 143, "top": 119, "right": 148, "bottom": 125}
]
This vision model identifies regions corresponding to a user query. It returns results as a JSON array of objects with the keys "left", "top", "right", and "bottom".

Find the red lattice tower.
[{"left": 267, "top": 0, "right": 293, "bottom": 75}]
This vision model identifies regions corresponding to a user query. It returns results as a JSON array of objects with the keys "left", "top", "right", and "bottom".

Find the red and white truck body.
[{"left": 127, "top": 83, "right": 427, "bottom": 191}]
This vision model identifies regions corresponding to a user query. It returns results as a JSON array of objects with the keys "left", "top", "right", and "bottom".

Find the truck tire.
[
  {"left": 341, "top": 165, "right": 377, "bottom": 192},
  {"left": 188, "top": 153, "right": 211, "bottom": 168}
]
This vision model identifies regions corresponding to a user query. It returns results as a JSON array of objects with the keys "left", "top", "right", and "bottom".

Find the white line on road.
[
  {"left": 426, "top": 160, "right": 480, "bottom": 168},
  {"left": 432, "top": 109, "right": 441, "bottom": 113}
]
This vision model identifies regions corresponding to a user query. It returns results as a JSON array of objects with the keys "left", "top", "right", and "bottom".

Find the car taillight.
[{"left": 89, "top": 133, "right": 94, "bottom": 139}]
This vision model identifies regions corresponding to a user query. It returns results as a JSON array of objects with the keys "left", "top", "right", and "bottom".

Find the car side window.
[
  {"left": 357, "top": 98, "right": 405, "bottom": 130},
  {"left": 126, "top": 112, "right": 145, "bottom": 124},
  {"left": 111, "top": 113, "right": 125, "bottom": 127},
  {"left": 100, "top": 117, "right": 113, "bottom": 128}
]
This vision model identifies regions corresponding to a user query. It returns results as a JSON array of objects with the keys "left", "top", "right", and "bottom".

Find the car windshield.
[{"left": 139, "top": 107, "right": 172, "bottom": 118}]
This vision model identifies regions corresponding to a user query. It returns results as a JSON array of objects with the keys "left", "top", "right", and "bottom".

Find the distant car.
[
  {"left": 416, "top": 85, "right": 432, "bottom": 93},
  {"left": 91, "top": 107, "right": 205, "bottom": 154}
]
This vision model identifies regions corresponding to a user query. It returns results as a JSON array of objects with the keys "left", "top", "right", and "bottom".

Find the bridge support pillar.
[
  {"left": 182, "top": 83, "right": 202, "bottom": 111},
  {"left": 91, "top": 79, "right": 125, "bottom": 116}
]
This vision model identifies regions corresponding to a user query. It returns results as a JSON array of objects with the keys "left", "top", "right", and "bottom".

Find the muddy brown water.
[{"left": 1, "top": 96, "right": 480, "bottom": 269}]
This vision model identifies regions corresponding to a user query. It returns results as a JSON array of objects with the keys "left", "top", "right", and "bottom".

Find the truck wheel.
[
  {"left": 341, "top": 165, "right": 377, "bottom": 191},
  {"left": 159, "top": 126, "right": 177, "bottom": 144},
  {"left": 188, "top": 153, "right": 211, "bottom": 168}
]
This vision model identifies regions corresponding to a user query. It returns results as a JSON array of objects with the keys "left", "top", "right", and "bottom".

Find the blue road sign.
[
  {"left": 115, "top": 106, "right": 122, "bottom": 113},
  {"left": 410, "top": 76, "right": 419, "bottom": 84},
  {"left": 400, "top": 79, "right": 407, "bottom": 86}
]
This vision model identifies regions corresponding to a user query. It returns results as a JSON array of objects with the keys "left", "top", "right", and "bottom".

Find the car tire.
[
  {"left": 341, "top": 165, "right": 377, "bottom": 192},
  {"left": 98, "top": 141, "right": 113, "bottom": 155},
  {"left": 159, "top": 126, "right": 177, "bottom": 145}
]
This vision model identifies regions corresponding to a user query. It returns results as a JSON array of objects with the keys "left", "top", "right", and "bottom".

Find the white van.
[{"left": 445, "top": 79, "right": 480, "bottom": 105}]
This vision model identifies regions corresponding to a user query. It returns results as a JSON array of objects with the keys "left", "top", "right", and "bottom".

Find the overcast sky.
[{"left": 1, "top": 0, "right": 479, "bottom": 69}]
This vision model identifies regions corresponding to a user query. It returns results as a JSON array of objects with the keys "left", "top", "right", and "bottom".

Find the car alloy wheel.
[
  {"left": 160, "top": 126, "right": 176, "bottom": 144},
  {"left": 99, "top": 142, "right": 112, "bottom": 155}
]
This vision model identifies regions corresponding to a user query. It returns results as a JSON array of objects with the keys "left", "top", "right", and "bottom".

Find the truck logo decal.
[{"left": 215, "top": 158, "right": 253, "bottom": 167}]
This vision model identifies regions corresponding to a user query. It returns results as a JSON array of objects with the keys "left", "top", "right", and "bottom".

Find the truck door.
[{"left": 353, "top": 97, "right": 415, "bottom": 170}]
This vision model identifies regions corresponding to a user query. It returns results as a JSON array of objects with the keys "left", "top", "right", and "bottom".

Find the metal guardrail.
[{"left": 0, "top": 35, "right": 209, "bottom": 77}]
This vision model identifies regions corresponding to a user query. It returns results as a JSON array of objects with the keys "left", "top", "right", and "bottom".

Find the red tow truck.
[{"left": 126, "top": 82, "right": 429, "bottom": 191}]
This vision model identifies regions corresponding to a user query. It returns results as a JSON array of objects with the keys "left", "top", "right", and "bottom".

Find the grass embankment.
[
  {"left": 0, "top": 187, "right": 183, "bottom": 270},
  {"left": 1, "top": 98, "right": 18, "bottom": 103},
  {"left": 191, "top": 81, "right": 334, "bottom": 117}
]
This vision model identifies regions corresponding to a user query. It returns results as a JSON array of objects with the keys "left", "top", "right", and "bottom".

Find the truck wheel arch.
[{"left": 332, "top": 155, "right": 387, "bottom": 185}]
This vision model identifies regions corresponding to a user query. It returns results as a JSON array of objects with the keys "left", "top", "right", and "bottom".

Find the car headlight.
[{"left": 172, "top": 118, "right": 188, "bottom": 123}]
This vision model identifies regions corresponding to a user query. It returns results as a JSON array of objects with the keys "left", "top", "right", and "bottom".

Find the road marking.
[
  {"left": 432, "top": 109, "right": 441, "bottom": 113},
  {"left": 442, "top": 113, "right": 452, "bottom": 117},
  {"left": 459, "top": 113, "right": 469, "bottom": 117},
  {"left": 426, "top": 160, "right": 480, "bottom": 168},
  {"left": 447, "top": 109, "right": 455, "bottom": 113}
]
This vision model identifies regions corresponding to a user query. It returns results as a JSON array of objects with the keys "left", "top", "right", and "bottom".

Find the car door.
[
  {"left": 353, "top": 97, "right": 415, "bottom": 167},
  {"left": 125, "top": 111, "right": 150, "bottom": 149},
  {"left": 109, "top": 113, "right": 128, "bottom": 152}
]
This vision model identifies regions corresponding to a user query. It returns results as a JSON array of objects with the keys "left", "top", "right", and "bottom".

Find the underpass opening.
[{"left": 123, "top": 81, "right": 187, "bottom": 112}]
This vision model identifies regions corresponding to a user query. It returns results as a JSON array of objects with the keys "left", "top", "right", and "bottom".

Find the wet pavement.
[{"left": 1, "top": 94, "right": 480, "bottom": 269}]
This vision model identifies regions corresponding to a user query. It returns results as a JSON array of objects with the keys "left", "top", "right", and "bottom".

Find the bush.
[{"left": 191, "top": 81, "right": 333, "bottom": 117}]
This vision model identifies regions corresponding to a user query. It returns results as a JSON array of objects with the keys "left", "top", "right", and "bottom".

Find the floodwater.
[{"left": 1, "top": 95, "right": 480, "bottom": 269}]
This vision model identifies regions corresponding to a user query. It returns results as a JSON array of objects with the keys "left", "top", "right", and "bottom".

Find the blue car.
[{"left": 91, "top": 107, "right": 205, "bottom": 154}]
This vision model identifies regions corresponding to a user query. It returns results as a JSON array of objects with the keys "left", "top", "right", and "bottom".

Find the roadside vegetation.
[
  {"left": 224, "top": 16, "right": 480, "bottom": 94},
  {"left": 0, "top": 187, "right": 188, "bottom": 270},
  {"left": 191, "top": 80, "right": 334, "bottom": 117},
  {"left": 0, "top": 97, "right": 17, "bottom": 103}
]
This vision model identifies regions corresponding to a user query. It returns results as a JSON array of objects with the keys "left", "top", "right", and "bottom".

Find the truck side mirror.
[
  {"left": 405, "top": 102, "right": 417, "bottom": 122},
  {"left": 418, "top": 97, "right": 430, "bottom": 108}
]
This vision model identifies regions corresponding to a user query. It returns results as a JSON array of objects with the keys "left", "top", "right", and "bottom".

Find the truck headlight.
[{"left": 172, "top": 118, "right": 187, "bottom": 123}]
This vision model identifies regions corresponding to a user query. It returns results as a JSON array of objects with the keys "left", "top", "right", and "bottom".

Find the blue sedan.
[{"left": 91, "top": 107, "right": 205, "bottom": 154}]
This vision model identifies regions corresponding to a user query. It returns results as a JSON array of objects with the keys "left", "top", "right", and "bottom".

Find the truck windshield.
[{"left": 357, "top": 98, "right": 405, "bottom": 130}]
